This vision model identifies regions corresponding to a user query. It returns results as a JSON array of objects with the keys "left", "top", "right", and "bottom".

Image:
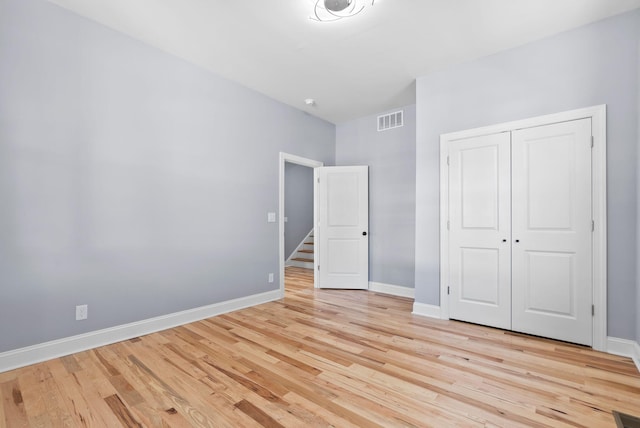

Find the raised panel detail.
[
  {"left": 460, "top": 145, "right": 499, "bottom": 230},
  {"left": 327, "top": 173, "right": 359, "bottom": 227},
  {"left": 327, "top": 239, "right": 360, "bottom": 275},
  {"left": 524, "top": 251, "right": 575, "bottom": 318},
  {"left": 460, "top": 248, "right": 500, "bottom": 305},
  {"left": 525, "top": 135, "right": 574, "bottom": 230}
]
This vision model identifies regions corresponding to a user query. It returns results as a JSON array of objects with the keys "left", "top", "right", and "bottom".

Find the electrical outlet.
[
  {"left": 268, "top": 273, "right": 274, "bottom": 283},
  {"left": 76, "top": 304, "right": 88, "bottom": 321}
]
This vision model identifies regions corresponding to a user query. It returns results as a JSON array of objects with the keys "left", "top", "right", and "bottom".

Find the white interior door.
[
  {"left": 511, "top": 118, "right": 593, "bottom": 346},
  {"left": 316, "top": 166, "right": 368, "bottom": 289},
  {"left": 448, "top": 132, "right": 512, "bottom": 329}
]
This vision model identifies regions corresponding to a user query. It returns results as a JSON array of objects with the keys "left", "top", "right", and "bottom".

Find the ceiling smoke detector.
[{"left": 311, "top": 0, "right": 375, "bottom": 22}]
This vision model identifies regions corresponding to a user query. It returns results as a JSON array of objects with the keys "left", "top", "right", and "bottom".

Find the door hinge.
[
  {"left": 592, "top": 220, "right": 595, "bottom": 232},
  {"left": 317, "top": 177, "right": 320, "bottom": 183},
  {"left": 591, "top": 136, "right": 594, "bottom": 148},
  {"left": 447, "top": 156, "right": 450, "bottom": 166},
  {"left": 317, "top": 265, "right": 320, "bottom": 271},
  {"left": 447, "top": 286, "right": 450, "bottom": 295},
  {"left": 447, "top": 220, "right": 450, "bottom": 230},
  {"left": 592, "top": 304, "right": 595, "bottom": 316}
]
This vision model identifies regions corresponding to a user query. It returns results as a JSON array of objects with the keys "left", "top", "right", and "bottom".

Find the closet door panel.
[
  {"left": 511, "top": 118, "right": 592, "bottom": 346},
  {"left": 449, "top": 132, "right": 511, "bottom": 330}
]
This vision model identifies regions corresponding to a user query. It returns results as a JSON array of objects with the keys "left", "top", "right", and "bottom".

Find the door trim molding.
[
  {"left": 439, "top": 105, "right": 607, "bottom": 351},
  {"left": 279, "top": 153, "right": 323, "bottom": 296}
]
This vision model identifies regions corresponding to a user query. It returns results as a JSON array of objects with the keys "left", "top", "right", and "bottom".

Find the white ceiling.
[{"left": 47, "top": 0, "right": 640, "bottom": 124}]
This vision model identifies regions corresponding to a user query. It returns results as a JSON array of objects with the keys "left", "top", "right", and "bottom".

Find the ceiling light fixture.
[{"left": 311, "top": 0, "right": 376, "bottom": 22}]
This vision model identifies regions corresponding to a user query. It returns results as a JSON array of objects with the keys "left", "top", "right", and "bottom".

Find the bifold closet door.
[
  {"left": 511, "top": 119, "right": 593, "bottom": 346},
  {"left": 449, "top": 132, "right": 512, "bottom": 330}
]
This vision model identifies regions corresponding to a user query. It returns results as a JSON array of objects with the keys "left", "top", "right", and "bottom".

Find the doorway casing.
[{"left": 279, "top": 152, "right": 324, "bottom": 296}]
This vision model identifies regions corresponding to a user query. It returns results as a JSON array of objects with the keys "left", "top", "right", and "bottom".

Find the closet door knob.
[
  {"left": 502, "top": 239, "right": 507, "bottom": 242},
  {"left": 515, "top": 239, "right": 520, "bottom": 243}
]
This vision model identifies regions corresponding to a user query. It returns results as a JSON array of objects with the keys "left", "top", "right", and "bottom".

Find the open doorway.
[
  {"left": 278, "top": 153, "right": 323, "bottom": 295},
  {"left": 284, "top": 163, "right": 314, "bottom": 270}
]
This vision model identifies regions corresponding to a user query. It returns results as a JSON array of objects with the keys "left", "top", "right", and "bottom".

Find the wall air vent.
[{"left": 377, "top": 110, "right": 403, "bottom": 132}]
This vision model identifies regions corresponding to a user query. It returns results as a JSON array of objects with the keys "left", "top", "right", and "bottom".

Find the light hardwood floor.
[{"left": 1, "top": 267, "right": 639, "bottom": 427}]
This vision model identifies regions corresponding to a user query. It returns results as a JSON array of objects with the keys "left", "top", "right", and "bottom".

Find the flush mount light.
[
  {"left": 311, "top": 0, "right": 376, "bottom": 22},
  {"left": 325, "top": 0, "right": 352, "bottom": 12}
]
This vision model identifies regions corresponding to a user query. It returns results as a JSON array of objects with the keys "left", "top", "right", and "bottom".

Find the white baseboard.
[
  {"left": 5, "top": 292, "right": 635, "bottom": 375},
  {"left": 412, "top": 302, "right": 442, "bottom": 319},
  {"left": 368, "top": 281, "right": 415, "bottom": 298},
  {"left": 0, "top": 289, "right": 282, "bottom": 374},
  {"left": 606, "top": 336, "right": 640, "bottom": 373}
]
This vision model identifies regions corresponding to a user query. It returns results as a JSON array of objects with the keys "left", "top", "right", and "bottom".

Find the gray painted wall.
[
  {"left": 0, "top": 0, "right": 335, "bottom": 353},
  {"left": 284, "top": 163, "right": 314, "bottom": 259},
  {"left": 336, "top": 105, "right": 416, "bottom": 288},
  {"left": 415, "top": 10, "right": 640, "bottom": 339},
  {"left": 637, "top": 41, "right": 640, "bottom": 345}
]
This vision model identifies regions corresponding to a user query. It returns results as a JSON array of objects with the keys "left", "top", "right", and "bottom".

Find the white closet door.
[
  {"left": 511, "top": 119, "right": 593, "bottom": 346},
  {"left": 449, "top": 132, "right": 512, "bottom": 330}
]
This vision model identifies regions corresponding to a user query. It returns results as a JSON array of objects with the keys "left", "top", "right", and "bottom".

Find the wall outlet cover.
[{"left": 76, "top": 304, "right": 88, "bottom": 321}]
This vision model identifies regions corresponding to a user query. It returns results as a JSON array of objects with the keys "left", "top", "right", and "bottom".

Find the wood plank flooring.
[{"left": 1, "top": 266, "right": 639, "bottom": 427}]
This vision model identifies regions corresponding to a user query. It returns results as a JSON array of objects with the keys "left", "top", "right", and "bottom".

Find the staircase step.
[
  {"left": 298, "top": 249, "right": 314, "bottom": 254},
  {"left": 304, "top": 242, "right": 314, "bottom": 245},
  {"left": 292, "top": 257, "right": 314, "bottom": 263}
]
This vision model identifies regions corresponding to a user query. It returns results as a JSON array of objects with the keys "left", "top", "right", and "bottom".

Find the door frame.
[
  {"left": 279, "top": 152, "right": 323, "bottom": 296},
  {"left": 439, "top": 105, "right": 607, "bottom": 351}
]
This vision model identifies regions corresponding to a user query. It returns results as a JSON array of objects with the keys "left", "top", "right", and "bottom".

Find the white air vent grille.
[{"left": 377, "top": 110, "right": 403, "bottom": 131}]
